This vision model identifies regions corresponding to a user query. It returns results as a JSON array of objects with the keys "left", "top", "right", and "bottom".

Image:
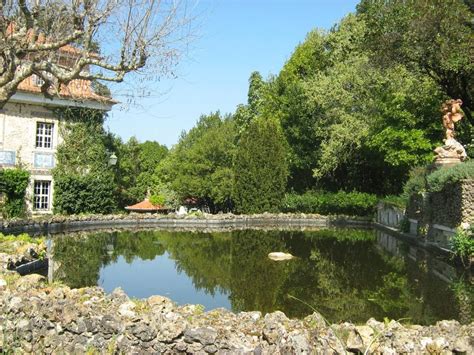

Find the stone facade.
[
  {"left": 0, "top": 92, "right": 113, "bottom": 215},
  {"left": 0, "top": 102, "right": 62, "bottom": 214}
]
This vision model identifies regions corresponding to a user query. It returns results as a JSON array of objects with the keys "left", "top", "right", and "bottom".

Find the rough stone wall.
[
  {"left": 0, "top": 274, "right": 473, "bottom": 354},
  {"left": 430, "top": 183, "right": 463, "bottom": 228},
  {"left": 0, "top": 102, "right": 62, "bottom": 170},
  {"left": 376, "top": 203, "right": 404, "bottom": 228},
  {"left": 460, "top": 179, "right": 474, "bottom": 225},
  {"left": 405, "top": 179, "right": 474, "bottom": 231},
  {"left": 430, "top": 180, "right": 474, "bottom": 228},
  {"left": 405, "top": 194, "right": 424, "bottom": 221}
]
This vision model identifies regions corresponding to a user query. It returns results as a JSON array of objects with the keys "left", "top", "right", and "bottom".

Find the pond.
[{"left": 47, "top": 228, "right": 473, "bottom": 325}]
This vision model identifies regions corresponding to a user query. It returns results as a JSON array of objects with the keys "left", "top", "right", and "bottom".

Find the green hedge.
[
  {"left": 54, "top": 174, "right": 117, "bottom": 215},
  {"left": 379, "top": 195, "right": 407, "bottom": 210},
  {"left": 0, "top": 168, "right": 30, "bottom": 218},
  {"left": 427, "top": 161, "right": 474, "bottom": 192},
  {"left": 281, "top": 191, "right": 378, "bottom": 217}
]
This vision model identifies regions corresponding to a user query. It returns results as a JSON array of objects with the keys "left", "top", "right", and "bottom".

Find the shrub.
[
  {"left": 0, "top": 168, "right": 30, "bottom": 218},
  {"left": 281, "top": 190, "right": 378, "bottom": 217},
  {"left": 426, "top": 161, "right": 474, "bottom": 192},
  {"left": 450, "top": 227, "right": 474, "bottom": 268},
  {"left": 380, "top": 195, "right": 407, "bottom": 210},
  {"left": 53, "top": 174, "right": 117, "bottom": 215},
  {"left": 402, "top": 166, "right": 428, "bottom": 199},
  {"left": 149, "top": 194, "right": 165, "bottom": 206}
]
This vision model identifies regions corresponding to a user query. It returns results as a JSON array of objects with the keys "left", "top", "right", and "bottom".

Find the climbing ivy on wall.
[
  {"left": 52, "top": 108, "right": 119, "bottom": 215},
  {"left": 0, "top": 168, "right": 30, "bottom": 218}
]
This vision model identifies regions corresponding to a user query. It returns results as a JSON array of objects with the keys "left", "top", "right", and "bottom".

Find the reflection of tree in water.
[
  {"left": 158, "top": 230, "right": 290, "bottom": 311},
  {"left": 373, "top": 237, "right": 472, "bottom": 325},
  {"left": 157, "top": 232, "right": 233, "bottom": 296},
  {"left": 52, "top": 231, "right": 166, "bottom": 288},
  {"left": 52, "top": 228, "right": 471, "bottom": 324},
  {"left": 228, "top": 230, "right": 289, "bottom": 314},
  {"left": 278, "top": 230, "right": 389, "bottom": 322},
  {"left": 451, "top": 275, "right": 474, "bottom": 324},
  {"left": 53, "top": 232, "right": 111, "bottom": 288}
]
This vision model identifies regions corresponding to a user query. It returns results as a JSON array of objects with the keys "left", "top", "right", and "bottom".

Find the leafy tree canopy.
[{"left": 357, "top": 0, "right": 474, "bottom": 123}]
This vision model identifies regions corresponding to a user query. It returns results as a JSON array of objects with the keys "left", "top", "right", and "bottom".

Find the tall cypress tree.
[{"left": 233, "top": 117, "right": 288, "bottom": 214}]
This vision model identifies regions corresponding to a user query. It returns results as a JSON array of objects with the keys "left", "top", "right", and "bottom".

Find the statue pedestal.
[
  {"left": 433, "top": 156, "right": 463, "bottom": 169},
  {"left": 433, "top": 138, "right": 467, "bottom": 169}
]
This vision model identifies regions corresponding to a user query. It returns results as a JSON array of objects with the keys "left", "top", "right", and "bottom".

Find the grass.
[
  {"left": 0, "top": 233, "right": 45, "bottom": 255},
  {"left": 131, "top": 298, "right": 150, "bottom": 313}
]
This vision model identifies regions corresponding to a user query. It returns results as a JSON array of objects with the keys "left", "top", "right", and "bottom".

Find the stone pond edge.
[{"left": 0, "top": 212, "right": 372, "bottom": 235}]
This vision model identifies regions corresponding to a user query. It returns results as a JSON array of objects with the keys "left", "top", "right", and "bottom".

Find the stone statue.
[
  {"left": 441, "top": 99, "right": 463, "bottom": 140},
  {"left": 434, "top": 99, "right": 467, "bottom": 165}
]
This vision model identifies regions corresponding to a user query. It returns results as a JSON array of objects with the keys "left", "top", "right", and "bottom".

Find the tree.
[
  {"left": 118, "top": 138, "right": 168, "bottom": 205},
  {"left": 234, "top": 71, "right": 268, "bottom": 137},
  {"left": 0, "top": 0, "right": 194, "bottom": 107},
  {"left": 233, "top": 117, "right": 288, "bottom": 214},
  {"left": 273, "top": 30, "right": 330, "bottom": 191},
  {"left": 155, "top": 112, "right": 236, "bottom": 212},
  {"left": 267, "top": 14, "right": 447, "bottom": 195},
  {"left": 357, "top": 0, "right": 474, "bottom": 123}
]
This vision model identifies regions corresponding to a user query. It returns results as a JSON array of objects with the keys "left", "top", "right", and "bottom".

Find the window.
[
  {"left": 32, "top": 74, "right": 45, "bottom": 87},
  {"left": 32, "top": 72, "right": 55, "bottom": 87},
  {"left": 36, "top": 122, "right": 53, "bottom": 148},
  {"left": 34, "top": 181, "right": 51, "bottom": 210}
]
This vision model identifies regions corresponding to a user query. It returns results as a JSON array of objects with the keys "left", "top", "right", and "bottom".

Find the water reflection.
[{"left": 48, "top": 228, "right": 473, "bottom": 325}]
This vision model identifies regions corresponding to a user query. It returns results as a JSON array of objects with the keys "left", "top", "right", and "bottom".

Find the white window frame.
[
  {"left": 33, "top": 180, "right": 51, "bottom": 211},
  {"left": 32, "top": 72, "right": 55, "bottom": 87},
  {"left": 36, "top": 122, "right": 54, "bottom": 149},
  {"left": 32, "top": 74, "right": 45, "bottom": 87}
]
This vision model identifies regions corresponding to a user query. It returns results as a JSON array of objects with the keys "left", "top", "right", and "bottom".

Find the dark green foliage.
[
  {"left": 281, "top": 190, "right": 378, "bottom": 217},
  {"left": 267, "top": 14, "right": 445, "bottom": 195},
  {"left": 53, "top": 109, "right": 120, "bottom": 214},
  {"left": 53, "top": 174, "right": 116, "bottom": 215},
  {"left": 0, "top": 168, "right": 30, "bottom": 218},
  {"left": 399, "top": 217, "right": 410, "bottom": 233},
  {"left": 233, "top": 117, "right": 288, "bottom": 214},
  {"left": 426, "top": 161, "right": 474, "bottom": 192},
  {"left": 358, "top": 0, "right": 474, "bottom": 125},
  {"left": 54, "top": 107, "right": 105, "bottom": 126},
  {"left": 402, "top": 166, "right": 429, "bottom": 198},
  {"left": 117, "top": 138, "right": 168, "bottom": 206}
]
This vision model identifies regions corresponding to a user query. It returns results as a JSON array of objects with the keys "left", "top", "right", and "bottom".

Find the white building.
[{"left": 0, "top": 73, "right": 114, "bottom": 214}]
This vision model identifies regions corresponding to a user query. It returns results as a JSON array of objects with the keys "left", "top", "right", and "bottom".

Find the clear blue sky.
[{"left": 106, "top": 0, "right": 360, "bottom": 147}]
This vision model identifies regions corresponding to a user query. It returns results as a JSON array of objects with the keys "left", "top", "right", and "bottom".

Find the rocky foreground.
[{"left": 0, "top": 273, "right": 472, "bottom": 354}]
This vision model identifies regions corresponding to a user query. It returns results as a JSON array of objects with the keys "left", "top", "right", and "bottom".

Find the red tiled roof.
[
  {"left": 7, "top": 23, "right": 112, "bottom": 103},
  {"left": 17, "top": 76, "right": 110, "bottom": 102},
  {"left": 125, "top": 199, "right": 163, "bottom": 212}
]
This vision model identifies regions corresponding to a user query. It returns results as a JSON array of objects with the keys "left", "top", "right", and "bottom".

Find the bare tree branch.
[{"left": 0, "top": 0, "right": 195, "bottom": 108}]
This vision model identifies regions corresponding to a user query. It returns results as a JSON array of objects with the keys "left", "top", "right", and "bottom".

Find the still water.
[{"left": 48, "top": 228, "right": 473, "bottom": 325}]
